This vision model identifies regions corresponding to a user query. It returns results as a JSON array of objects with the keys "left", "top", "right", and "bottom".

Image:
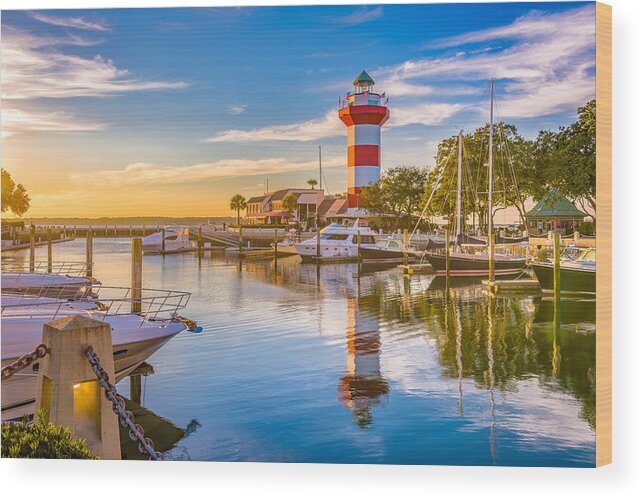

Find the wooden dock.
[
  {"left": 1, "top": 237, "right": 74, "bottom": 253},
  {"left": 483, "top": 279, "right": 542, "bottom": 295}
]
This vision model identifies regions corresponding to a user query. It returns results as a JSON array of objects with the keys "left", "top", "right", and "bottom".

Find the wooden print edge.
[{"left": 595, "top": 1, "right": 612, "bottom": 467}]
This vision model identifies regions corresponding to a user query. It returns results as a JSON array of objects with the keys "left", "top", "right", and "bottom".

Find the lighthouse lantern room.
[{"left": 338, "top": 70, "right": 389, "bottom": 209}]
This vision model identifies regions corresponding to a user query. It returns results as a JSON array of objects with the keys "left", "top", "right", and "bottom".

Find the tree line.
[{"left": 362, "top": 100, "right": 596, "bottom": 231}]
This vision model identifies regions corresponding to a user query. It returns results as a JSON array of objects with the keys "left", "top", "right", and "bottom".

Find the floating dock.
[{"left": 483, "top": 279, "right": 542, "bottom": 295}]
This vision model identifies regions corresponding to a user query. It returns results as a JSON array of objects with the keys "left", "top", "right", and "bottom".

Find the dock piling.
[
  {"left": 488, "top": 233, "right": 495, "bottom": 285},
  {"left": 29, "top": 225, "right": 36, "bottom": 273},
  {"left": 238, "top": 226, "right": 244, "bottom": 254},
  {"left": 445, "top": 230, "right": 450, "bottom": 281},
  {"left": 47, "top": 228, "right": 53, "bottom": 273},
  {"left": 553, "top": 232, "right": 561, "bottom": 303},
  {"left": 274, "top": 227, "right": 278, "bottom": 260},
  {"left": 132, "top": 238, "right": 143, "bottom": 314},
  {"left": 403, "top": 228, "right": 409, "bottom": 267},
  {"left": 316, "top": 227, "right": 321, "bottom": 263},
  {"left": 162, "top": 227, "right": 166, "bottom": 255},
  {"left": 86, "top": 230, "right": 93, "bottom": 280}
]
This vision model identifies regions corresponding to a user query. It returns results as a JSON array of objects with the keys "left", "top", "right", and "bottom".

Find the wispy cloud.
[
  {"left": 71, "top": 156, "right": 345, "bottom": 186},
  {"left": 205, "top": 109, "right": 344, "bottom": 143},
  {"left": 228, "top": 105, "right": 248, "bottom": 115},
  {"left": 1, "top": 28, "right": 188, "bottom": 100},
  {"left": 337, "top": 6, "right": 383, "bottom": 25},
  {"left": 207, "top": 100, "right": 462, "bottom": 143},
  {"left": 373, "top": 4, "right": 595, "bottom": 119},
  {"left": 1, "top": 107, "right": 107, "bottom": 138},
  {"left": 30, "top": 12, "right": 110, "bottom": 32}
]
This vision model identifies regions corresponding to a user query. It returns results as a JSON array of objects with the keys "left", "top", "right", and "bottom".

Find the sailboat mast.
[
  {"left": 488, "top": 79, "right": 495, "bottom": 238},
  {"left": 456, "top": 130, "right": 463, "bottom": 242},
  {"left": 319, "top": 145, "right": 323, "bottom": 193}
]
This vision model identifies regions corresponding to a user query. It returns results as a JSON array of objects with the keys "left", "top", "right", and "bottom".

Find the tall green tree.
[
  {"left": 421, "top": 123, "right": 533, "bottom": 231},
  {"left": 360, "top": 166, "right": 427, "bottom": 230},
  {"left": 535, "top": 100, "right": 596, "bottom": 219},
  {"left": 229, "top": 194, "right": 247, "bottom": 226},
  {"left": 306, "top": 179, "right": 318, "bottom": 189},
  {"left": 1, "top": 169, "right": 30, "bottom": 216}
]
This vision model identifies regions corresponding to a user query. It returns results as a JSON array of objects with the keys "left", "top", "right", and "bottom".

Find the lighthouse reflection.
[{"left": 337, "top": 294, "right": 389, "bottom": 428}]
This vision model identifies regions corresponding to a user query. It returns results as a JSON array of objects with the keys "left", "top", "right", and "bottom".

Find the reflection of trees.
[{"left": 356, "top": 281, "right": 596, "bottom": 430}]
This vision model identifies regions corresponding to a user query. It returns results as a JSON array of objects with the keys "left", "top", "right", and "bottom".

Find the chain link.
[
  {"left": 1, "top": 344, "right": 50, "bottom": 381},
  {"left": 85, "top": 345, "right": 163, "bottom": 460}
]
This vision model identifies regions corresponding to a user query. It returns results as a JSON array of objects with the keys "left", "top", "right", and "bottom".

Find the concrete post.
[
  {"left": 132, "top": 238, "right": 143, "bottom": 314},
  {"left": 34, "top": 315, "right": 121, "bottom": 459},
  {"left": 574, "top": 230, "right": 580, "bottom": 244}
]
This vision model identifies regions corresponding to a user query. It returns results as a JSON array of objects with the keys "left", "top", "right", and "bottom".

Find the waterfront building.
[
  {"left": 245, "top": 188, "right": 325, "bottom": 225},
  {"left": 525, "top": 187, "right": 588, "bottom": 235},
  {"left": 338, "top": 70, "right": 390, "bottom": 210}
]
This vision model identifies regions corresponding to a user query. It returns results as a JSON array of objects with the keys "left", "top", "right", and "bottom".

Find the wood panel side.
[{"left": 596, "top": 1, "right": 612, "bottom": 468}]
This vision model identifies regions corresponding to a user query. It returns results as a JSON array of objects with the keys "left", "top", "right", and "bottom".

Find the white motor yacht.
[
  {"left": 142, "top": 225, "right": 194, "bottom": 254},
  {"left": 295, "top": 221, "right": 378, "bottom": 261},
  {"left": 1, "top": 287, "right": 195, "bottom": 420}
]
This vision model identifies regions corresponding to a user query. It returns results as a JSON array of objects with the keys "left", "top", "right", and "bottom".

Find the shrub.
[{"left": 1, "top": 412, "right": 96, "bottom": 459}]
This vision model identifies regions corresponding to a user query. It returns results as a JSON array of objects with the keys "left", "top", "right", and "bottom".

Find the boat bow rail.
[
  {"left": 1, "top": 286, "right": 192, "bottom": 326},
  {"left": 1, "top": 261, "right": 91, "bottom": 277}
]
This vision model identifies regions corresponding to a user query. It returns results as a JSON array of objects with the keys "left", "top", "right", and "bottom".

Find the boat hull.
[
  {"left": 424, "top": 253, "right": 526, "bottom": 277},
  {"left": 1, "top": 316, "right": 186, "bottom": 421},
  {"left": 531, "top": 262, "right": 596, "bottom": 294}
]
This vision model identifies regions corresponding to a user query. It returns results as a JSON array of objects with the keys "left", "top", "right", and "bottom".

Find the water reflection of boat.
[{"left": 531, "top": 247, "right": 596, "bottom": 294}]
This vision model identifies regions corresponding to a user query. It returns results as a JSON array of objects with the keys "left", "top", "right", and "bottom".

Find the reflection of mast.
[
  {"left": 552, "top": 294, "right": 562, "bottom": 375},
  {"left": 337, "top": 296, "right": 389, "bottom": 428},
  {"left": 487, "top": 296, "right": 497, "bottom": 464},
  {"left": 454, "top": 295, "right": 464, "bottom": 416}
]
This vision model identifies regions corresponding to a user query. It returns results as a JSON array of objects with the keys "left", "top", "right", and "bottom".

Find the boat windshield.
[
  {"left": 577, "top": 249, "right": 596, "bottom": 262},
  {"left": 320, "top": 234, "right": 350, "bottom": 241}
]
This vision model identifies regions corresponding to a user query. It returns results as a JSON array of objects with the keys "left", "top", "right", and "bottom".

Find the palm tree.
[
  {"left": 229, "top": 194, "right": 247, "bottom": 226},
  {"left": 307, "top": 179, "right": 318, "bottom": 189}
]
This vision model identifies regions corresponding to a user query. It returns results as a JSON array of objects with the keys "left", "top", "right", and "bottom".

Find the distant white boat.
[{"left": 142, "top": 225, "right": 194, "bottom": 254}]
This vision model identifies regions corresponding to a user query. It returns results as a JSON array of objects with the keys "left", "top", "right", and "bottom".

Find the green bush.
[{"left": 1, "top": 412, "right": 96, "bottom": 459}]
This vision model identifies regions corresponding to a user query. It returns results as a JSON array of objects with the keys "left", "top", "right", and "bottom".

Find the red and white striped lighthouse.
[{"left": 338, "top": 70, "right": 389, "bottom": 209}]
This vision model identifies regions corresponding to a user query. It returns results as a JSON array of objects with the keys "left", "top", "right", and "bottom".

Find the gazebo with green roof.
[{"left": 525, "top": 187, "right": 587, "bottom": 235}]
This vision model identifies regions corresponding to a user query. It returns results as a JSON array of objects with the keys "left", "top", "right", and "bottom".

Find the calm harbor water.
[{"left": 4, "top": 238, "right": 596, "bottom": 466}]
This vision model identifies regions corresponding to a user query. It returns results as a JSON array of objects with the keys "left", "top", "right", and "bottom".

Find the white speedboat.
[
  {"left": 142, "top": 225, "right": 194, "bottom": 254},
  {"left": 1, "top": 272, "right": 99, "bottom": 299},
  {"left": 1, "top": 288, "right": 195, "bottom": 420},
  {"left": 295, "top": 221, "right": 378, "bottom": 262}
]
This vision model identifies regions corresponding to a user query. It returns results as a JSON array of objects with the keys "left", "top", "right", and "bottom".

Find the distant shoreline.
[{"left": 1, "top": 216, "right": 235, "bottom": 226}]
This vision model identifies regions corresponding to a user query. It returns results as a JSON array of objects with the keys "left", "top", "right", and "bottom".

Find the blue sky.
[{"left": 1, "top": 2, "right": 596, "bottom": 217}]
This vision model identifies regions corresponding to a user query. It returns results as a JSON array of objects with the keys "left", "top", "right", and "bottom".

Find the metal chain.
[
  {"left": 1, "top": 344, "right": 50, "bottom": 381},
  {"left": 85, "top": 345, "right": 163, "bottom": 460}
]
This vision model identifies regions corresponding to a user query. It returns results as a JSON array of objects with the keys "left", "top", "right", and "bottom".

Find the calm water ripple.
[{"left": 2, "top": 238, "right": 596, "bottom": 466}]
